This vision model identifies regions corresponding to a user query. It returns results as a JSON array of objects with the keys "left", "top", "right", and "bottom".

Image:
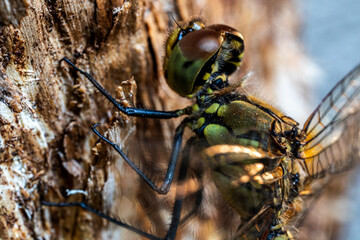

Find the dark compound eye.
[{"left": 178, "top": 29, "right": 222, "bottom": 61}]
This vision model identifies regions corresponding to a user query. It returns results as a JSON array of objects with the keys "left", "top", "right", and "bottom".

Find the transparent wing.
[{"left": 301, "top": 64, "right": 360, "bottom": 178}]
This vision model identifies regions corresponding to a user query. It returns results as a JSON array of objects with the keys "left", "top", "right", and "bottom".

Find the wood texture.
[{"left": 0, "top": 0, "right": 322, "bottom": 239}]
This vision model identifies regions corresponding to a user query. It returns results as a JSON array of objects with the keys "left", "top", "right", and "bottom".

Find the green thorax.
[{"left": 189, "top": 91, "right": 298, "bottom": 155}]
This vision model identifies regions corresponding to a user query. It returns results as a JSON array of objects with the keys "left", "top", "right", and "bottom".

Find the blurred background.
[
  {"left": 299, "top": 0, "right": 360, "bottom": 239},
  {"left": 300, "top": 0, "right": 360, "bottom": 102}
]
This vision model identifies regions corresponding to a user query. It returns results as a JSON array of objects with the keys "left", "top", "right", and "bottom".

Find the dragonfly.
[{"left": 42, "top": 18, "right": 360, "bottom": 239}]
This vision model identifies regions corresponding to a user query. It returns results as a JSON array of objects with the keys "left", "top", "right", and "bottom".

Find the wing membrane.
[{"left": 302, "top": 64, "right": 360, "bottom": 177}]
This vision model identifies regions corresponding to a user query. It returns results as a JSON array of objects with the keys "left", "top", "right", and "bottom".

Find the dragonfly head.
[{"left": 164, "top": 19, "right": 245, "bottom": 97}]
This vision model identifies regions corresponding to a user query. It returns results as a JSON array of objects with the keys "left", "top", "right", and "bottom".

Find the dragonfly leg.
[
  {"left": 60, "top": 57, "right": 188, "bottom": 119},
  {"left": 58, "top": 57, "right": 192, "bottom": 193},
  {"left": 92, "top": 120, "right": 187, "bottom": 194}
]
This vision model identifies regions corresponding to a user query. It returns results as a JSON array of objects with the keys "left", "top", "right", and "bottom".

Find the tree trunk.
[{"left": 0, "top": 0, "right": 320, "bottom": 239}]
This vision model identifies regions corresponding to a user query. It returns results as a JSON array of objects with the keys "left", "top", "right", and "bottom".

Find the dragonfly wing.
[{"left": 302, "top": 64, "right": 360, "bottom": 178}]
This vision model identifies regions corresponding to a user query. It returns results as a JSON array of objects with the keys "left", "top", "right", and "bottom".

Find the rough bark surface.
[{"left": 0, "top": 0, "right": 336, "bottom": 240}]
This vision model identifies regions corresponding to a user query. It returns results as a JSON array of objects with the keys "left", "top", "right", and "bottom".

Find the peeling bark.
[{"left": 0, "top": 1, "right": 324, "bottom": 240}]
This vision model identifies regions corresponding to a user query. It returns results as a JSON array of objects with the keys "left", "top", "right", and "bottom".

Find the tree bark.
[{"left": 0, "top": 0, "right": 319, "bottom": 239}]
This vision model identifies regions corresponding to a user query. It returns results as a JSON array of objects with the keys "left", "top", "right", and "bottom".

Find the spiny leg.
[
  {"left": 92, "top": 119, "right": 187, "bottom": 194},
  {"left": 59, "top": 57, "right": 192, "bottom": 193},
  {"left": 60, "top": 57, "right": 189, "bottom": 119}
]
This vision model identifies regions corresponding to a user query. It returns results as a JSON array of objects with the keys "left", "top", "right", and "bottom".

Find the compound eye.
[
  {"left": 165, "top": 29, "right": 223, "bottom": 96},
  {"left": 178, "top": 29, "right": 222, "bottom": 61}
]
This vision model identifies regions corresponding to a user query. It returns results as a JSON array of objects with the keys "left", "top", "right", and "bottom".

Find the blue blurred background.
[
  {"left": 300, "top": 0, "right": 360, "bottom": 100},
  {"left": 299, "top": 0, "right": 360, "bottom": 239}
]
